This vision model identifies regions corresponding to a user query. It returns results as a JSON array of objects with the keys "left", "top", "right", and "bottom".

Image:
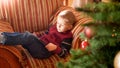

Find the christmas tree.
[{"left": 57, "top": 0, "right": 120, "bottom": 68}]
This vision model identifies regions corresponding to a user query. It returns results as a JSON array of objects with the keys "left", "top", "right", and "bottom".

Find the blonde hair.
[{"left": 58, "top": 10, "right": 76, "bottom": 25}]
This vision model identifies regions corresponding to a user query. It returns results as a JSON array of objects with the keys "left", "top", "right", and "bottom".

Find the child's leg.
[
  {"left": 23, "top": 40, "right": 52, "bottom": 59},
  {"left": 0, "top": 31, "right": 36, "bottom": 45},
  {"left": 0, "top": 31, "right": 52, "bottom": 59}
]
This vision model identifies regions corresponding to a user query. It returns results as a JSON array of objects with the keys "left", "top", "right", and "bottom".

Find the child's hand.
[{"left": 45, "top": 43, "right": 57, "bottom": 51}]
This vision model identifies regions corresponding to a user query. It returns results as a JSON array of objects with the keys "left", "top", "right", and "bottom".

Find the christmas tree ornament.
[
  {"left": 112, "top": 34, "right": 115, "bottom": 37},
  {"left": 84, "top": 26, "right": 94, "bottom": 39},
  {"left": 80, "top": 39, "right": 89, "bottom": 50},
  {"left": 114, "top": 51, "right": 120, "bottom": 68}
]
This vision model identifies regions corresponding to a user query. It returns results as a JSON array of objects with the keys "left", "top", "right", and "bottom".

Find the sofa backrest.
[{"left": 0, "top": 0, "right": 64, "bottom": 32}]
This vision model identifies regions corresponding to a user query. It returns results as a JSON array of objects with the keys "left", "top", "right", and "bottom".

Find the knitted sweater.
[{"left": 39, "top": 25, "right": 73, "bottom": 54}]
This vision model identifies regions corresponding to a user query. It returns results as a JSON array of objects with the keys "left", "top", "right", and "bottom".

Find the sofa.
[{"left": 0, "top": 0, "right": 92, "bottom": 68}]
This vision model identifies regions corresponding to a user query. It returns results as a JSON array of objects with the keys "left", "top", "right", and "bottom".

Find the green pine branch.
[{"left": 57, "top": 1, "right": 120, "bottom": 68}]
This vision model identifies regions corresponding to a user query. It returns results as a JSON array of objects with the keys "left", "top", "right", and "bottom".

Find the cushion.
[{"left": 0, "top": 20, "right": 14, "bottom": 32}]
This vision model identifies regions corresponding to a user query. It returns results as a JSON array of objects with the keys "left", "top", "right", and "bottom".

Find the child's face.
[{"left": 56, "top": 17, "right": 73, "bottom": 32}]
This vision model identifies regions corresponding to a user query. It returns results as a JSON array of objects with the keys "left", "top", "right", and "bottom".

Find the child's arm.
[
  {"left": 58, "top": 38, "right": 73, "bottom": 58},
  {"left": 45, "top": 38, "right": 72, "bottom": 58},
  {"left": 60, "top": 38, "right": 72, "bottom": 51},
  {"left": 45, "top": 43, "right": 68, "bottom": 58}
]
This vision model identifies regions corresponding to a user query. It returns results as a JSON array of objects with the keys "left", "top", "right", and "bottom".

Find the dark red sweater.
[{"left": 38, "top": 25, "right": 73, "bottom": 54}]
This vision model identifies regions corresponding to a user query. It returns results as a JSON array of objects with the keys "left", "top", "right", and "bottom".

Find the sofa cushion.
[
  {"left": 0, "top": 20, "right": 14, "bottom": 32},
  {"left": 0, "top": 0, "right": 64, "bottom": 32}
]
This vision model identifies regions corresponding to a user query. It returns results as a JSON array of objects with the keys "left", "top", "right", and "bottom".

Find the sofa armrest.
[
  {"left": 0, "top": 46, "right": 23, "bottom": 68},
  {"left": 0, "top": 20, "right": 23, "bottom": 68},
  {"left": 0, "top": 20, "right": 14, "bottom": 32}
]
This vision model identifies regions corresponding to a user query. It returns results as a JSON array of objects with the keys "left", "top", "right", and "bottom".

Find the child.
[{"left": 0, "top": 10, "right": 76, "bottom": 59}]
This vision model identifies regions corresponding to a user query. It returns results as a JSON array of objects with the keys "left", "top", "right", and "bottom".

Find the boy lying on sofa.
[{"left": 0, "top": 10, "right": 76, "bottom": 59}]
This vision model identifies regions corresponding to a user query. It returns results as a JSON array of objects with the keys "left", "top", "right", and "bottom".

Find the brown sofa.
[{"left": 0, "top": 0, "right": 92, "bottom": 68}]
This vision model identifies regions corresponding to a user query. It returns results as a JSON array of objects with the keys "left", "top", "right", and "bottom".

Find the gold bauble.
[{"left": 114, "top": 51, "right": 120, "bottom": 68}]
